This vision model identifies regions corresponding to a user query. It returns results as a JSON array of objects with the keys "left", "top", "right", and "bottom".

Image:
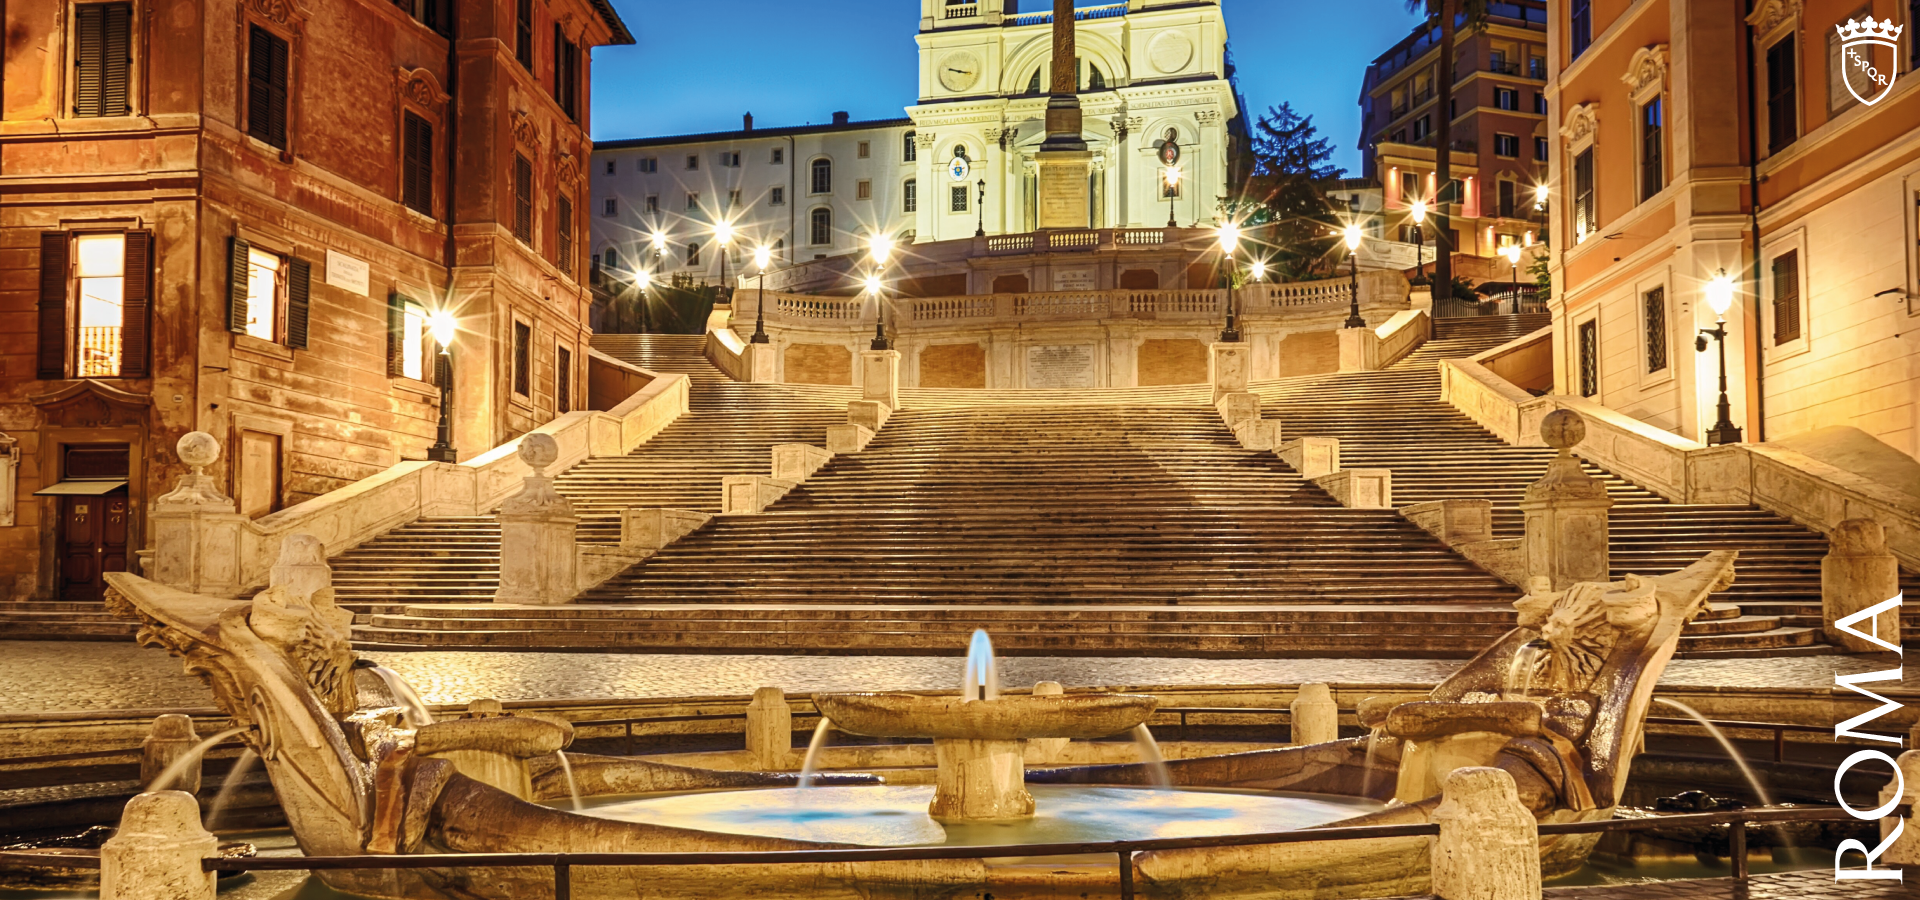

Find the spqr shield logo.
[{"left": 1836, "top": 16, "right": 1903, "bottom": 106}]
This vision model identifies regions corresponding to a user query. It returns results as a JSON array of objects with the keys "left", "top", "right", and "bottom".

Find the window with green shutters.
[
  {"left": 72, "top": 3, "right": 133, "bottom": 118},
  {"left": 247, "top": 25, "right": 290, "bottom": 150}
]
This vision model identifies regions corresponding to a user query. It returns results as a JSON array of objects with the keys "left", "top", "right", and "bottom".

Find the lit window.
[
  {"left": 244, "top": 247, "right": 281, "bottom": 341},
  {"left": 75, "top": 233, "right": 126, "bottom": 377},
  {"left": 400, "top": 301, "right": 429, "bottom": 381}
]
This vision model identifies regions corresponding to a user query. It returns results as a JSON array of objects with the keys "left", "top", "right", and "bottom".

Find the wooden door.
[
  {"left": 59, "top": 494, "right": 127, "bottom": 602},
  {"left": 237, "top": 430, "right": 282, "bottom": 519}
]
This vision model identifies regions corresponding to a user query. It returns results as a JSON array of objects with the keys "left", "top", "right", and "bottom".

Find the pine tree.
[{"left": 1238, "top": 103, "right": 1346, "bottom": 279}]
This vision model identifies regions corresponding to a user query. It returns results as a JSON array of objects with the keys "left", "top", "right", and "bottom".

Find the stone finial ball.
[
  {"left": 176, "top": 431, "right": 220, "bottom": 468},
  {"left": 1540, "top": 410, "right": 1587, "bottom": 450},
  {"left": 518, "top": 433, "right": 559, "bottom": 470}
]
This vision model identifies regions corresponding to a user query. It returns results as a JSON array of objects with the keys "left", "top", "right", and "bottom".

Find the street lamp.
[
  {"left": 1408, "top": 199, "right": 1428, "bottom": 281},
  {"left": 1499, "top": 243, "right": 1524, "bottom": 312},
  {"left": 713, "top": 222, "right": 735, "bottom": 304},
  {"left": 1343, "top": 224, "right": 1366, "bottom": 329},
  {"left": 1695, "top": 269, "right": 1743, "bottom": 445},
  {"left": 868, "top": 234, "right": 893, "bottom": 351},
  {"left": 425, "top": 309, "right": 459, "bottom": 463},
  {"left": 1165, "top": 165, "right": 1182, "bottom": 228},
  {"left": 975, "top": 178, "right": 987, "bottom": 238},
  {"left": 749, "top": 245, "right": 773, "bottom": 344},
  {"left": 1216, "top": 222, "right": 1242, "bottom": 342}
]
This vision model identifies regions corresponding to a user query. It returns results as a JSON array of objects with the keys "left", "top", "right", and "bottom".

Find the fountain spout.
[{"left": 962, "top": 629, "right": 998, "bottom": 702}]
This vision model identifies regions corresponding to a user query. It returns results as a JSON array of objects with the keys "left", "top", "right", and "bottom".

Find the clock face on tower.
[{"left": 937, "top": 51, "right": 982, "bottom": 93}]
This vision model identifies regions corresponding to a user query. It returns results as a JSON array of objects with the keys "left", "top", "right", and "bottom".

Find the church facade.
[{"left": 590, "top": 0, "right": 1238, "bottom": 283}]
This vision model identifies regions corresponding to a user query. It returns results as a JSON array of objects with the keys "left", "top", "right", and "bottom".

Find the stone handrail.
[
  {"left": 222, "top": 368, "right": 690, "bottom": 592},
  {"left": 1438, "top": 358, "right": 1920, "bottom": 568},
  {"left": 1374, "top": 309, "right": 1432, "bottom": 368},
  {"left": 704, "top": 306, "right": 748, "bottom": 381}
]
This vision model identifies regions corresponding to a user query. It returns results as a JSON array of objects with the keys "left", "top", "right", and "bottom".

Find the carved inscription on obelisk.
[{"left": 1035, "top": 0, "right": 1092, "bottom": 228}]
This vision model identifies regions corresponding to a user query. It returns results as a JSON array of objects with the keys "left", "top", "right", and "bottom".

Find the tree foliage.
[{"left": 1237, "top": 103, "right": 1346, "bottom": 281}]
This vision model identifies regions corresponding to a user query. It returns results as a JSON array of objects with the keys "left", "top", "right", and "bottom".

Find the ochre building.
[{"left": 0, "top": 0, "right": 632, "bottom": 601}]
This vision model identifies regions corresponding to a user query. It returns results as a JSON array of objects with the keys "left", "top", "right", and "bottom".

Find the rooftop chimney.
[
  {"left": 743, "top": 112, "right": 754, "bottom": 131},
  {"left": 832, "top": 111, "right": 850, "bottom": 125}
]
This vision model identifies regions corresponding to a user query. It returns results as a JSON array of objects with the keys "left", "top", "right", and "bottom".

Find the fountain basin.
[
  {"left": 813, "top": 692, "right": 1158, "bottom": 741},
  {"left": 557, "top": 785, "right": 1384, "bottom": 847}
]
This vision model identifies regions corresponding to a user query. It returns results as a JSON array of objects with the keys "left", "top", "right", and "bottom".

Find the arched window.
[
  {"left": 1026, "top": 58, "right": 1107, "bottom": 95},
  {"left": 810, "top": 158, "right": 832, "bottom": 194},
  {"left": 605, "top": 246, "right": 621, "bottom": 268},
  {"left": 809, "top": 208, "right": 832, "bottom": 246},
  {"left": 686, "top": 242, "right": 701, "bottom": 266},
  {"left": 774, "top": 237, "right": 786, "bottom": 251},
  {"left": 903, "top": 132, "right": 917, "bottom": 162}
]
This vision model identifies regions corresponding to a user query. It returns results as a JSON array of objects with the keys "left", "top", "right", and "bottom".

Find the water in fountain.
[
  {"left": 961, "top": 629, "right": 998, "bottom": 702},
  {"left": 796, "top": 719, "right": 834, "bottom": 788},
  {"left": 1654, "top": 698, "right": 1774, "bottom": 806},
  {"left": 1360, "top": 727, "right": 1384, "bottom": 796},
  {"left": 369, "top": 665, "right": 435, "bottom": 727},
  {"left": 204, "top": 749, "right": 258, "bottom": 831},
  {"left": 554, "top": 750, "right": 583, "bottom": 811},
  {"left": 1130, "top": 724, "right": 1172, "bottom": 788},
  {"left": 1505, "top": 639, "right": 1549, "bottom": 701},
  {"left": 145, "top": 727, "right": 248, "bottom": 793}
]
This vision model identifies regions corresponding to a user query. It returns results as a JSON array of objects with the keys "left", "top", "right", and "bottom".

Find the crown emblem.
[{"left": 1836, "top": 16, "right": 1902, "bottom": 43}]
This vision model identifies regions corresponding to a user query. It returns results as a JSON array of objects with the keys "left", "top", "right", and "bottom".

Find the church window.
[
  {"left": 770, "top": 187, "right": 785, "bottom": 206},
  {"left": 645, "top": 195, "right": 658, "bottom": 213},
  {"left": 810, "top": 208, "right": 832, "bottom": 245},
  {"left": 903, "top": 179, "right": 917, "bottom": 213},
  {"left": 811, "top": 158, "right": 832, "bottom": 194},
  {"left": 857, "top": 141, "right": 871, "bottom": 159},
  {"left": 951, "top": 185, "right": 969, "bottom": 213},
  {"left": 903, "top": 133, "right": 917, "bottom": 162},
  {"left": 685, "top": 191, "right": 699, "bottom": 211},
  {"left": 686, "top": 154, "right": 699, "bottom": 170},
  {"left": 686, "top": 242, "right": 701, "bottom": 266},
  {"left": 605, "top": 160, "right": 615, "bottom": 175},
  {"left": 603, "top": 198, "right": 616, "bottom": 217},
  {"left": 772, "top": 147, "right": 784, "bottom": 164},
  {"left": 857, "top": 180, "right": 872, "bottom": 201}
]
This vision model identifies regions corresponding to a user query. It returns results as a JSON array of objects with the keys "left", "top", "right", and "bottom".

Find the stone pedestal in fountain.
[
  {"left": 1519, "top": 410, "right": 1612, "bottom": 590},
  {"left": 814, "top": 691, "right": 1157, "bottom": 821}
]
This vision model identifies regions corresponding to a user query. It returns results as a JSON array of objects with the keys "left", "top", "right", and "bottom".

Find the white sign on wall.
[
  {"left": 325, "top": 249, "right": 371, "bottom": 297},
  {"left": 1024, "top": 344, "right": 1096, "bottom": 389},
  {"left": 1053, "top": 268, "right": 1097, "bottom": 291}
]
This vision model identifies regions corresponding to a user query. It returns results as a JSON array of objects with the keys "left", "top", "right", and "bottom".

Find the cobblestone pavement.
[
  {"left": 0, "top": 642, "right": 1900, "bottom": 715},
  {"left": 1535, "top": 869, "right": 1920, "bottom": 898}
]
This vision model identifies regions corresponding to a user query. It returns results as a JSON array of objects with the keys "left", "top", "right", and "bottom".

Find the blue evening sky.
[{"left": 590, "top": 1, "right": 1425, "bottom": 174}]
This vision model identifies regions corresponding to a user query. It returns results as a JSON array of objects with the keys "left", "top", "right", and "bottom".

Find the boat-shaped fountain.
[{"left": 105, "top": 523, "right": 1738, "bottom": 899}]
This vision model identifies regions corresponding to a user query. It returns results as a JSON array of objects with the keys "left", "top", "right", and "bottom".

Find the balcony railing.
[
  {"left": 1005, "top": 3, "right": 1125, "bottom": 26},
  {"left": 1488, "top": 60, "right": 1521, "bottom": 75},
  {"left": 78, "top": 326, "right": 121, "bottom": 378},
  {"left": 943, "top": 2, "right": 978, "bottom": 18}
]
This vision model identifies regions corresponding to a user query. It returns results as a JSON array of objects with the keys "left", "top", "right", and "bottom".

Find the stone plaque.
[
  {"left": 1053, "top": 268, "right": 1096, "bottom": 291},
  {"left": 325, "top": 250, "right": 370, "bottom": 297},
  {"left": 1036, "top": 153, "right": 1091, "bottom": 229},
  {"left": 1025, "top": 344, "right": 1096, "bottom": 389}
]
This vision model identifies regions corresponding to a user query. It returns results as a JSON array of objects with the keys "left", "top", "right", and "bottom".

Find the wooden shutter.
[
  {"left": 556, "top": 195, "right": 573, "bottom": 273},
  {"left": 286, "top": 257, "right": 311, "bottom": 350},
  {"left": 101, "top": 3, "right": 131, "bottom": 116},
  {"left": 387, "top": 293, "right": 407, "bottom": 376},
  {"left": 119, "top": 231, "right": 151, "bottom": 377},
  {"left": 556, "top": 346, "right": 572, "bottom": 414},
  {"left": 552, "top": 25, "right": 564, "bottom": 109},
  {"left": 403, "top": 113, "right": 433, "bottom": 215},
  {"left": 247, "top": 27, "right": 289, "bottom": 149},
  {"left": 227, "top": 236, "right": 251, "bottom": 333},
  {"left": 513, "top": 154, "right": 533, "bottom": 242},
  {"left": 73, "top": 5, "right": 104, "bottom": 117},
  {"left": 38, "top": 233, "right": 70, "bottom": 380},
  {"left": 1772, "top": 251, "right": 1801, "bottom": 343}
]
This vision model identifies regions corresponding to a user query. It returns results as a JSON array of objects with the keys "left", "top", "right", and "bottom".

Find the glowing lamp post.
[
  {"left": 1165, "top": 165, "right": 1182, "bottom": 228},
  {"left": 425, "top": 309, "right": 459, "bottom": 463},
  {"left": 868, "top": 234, "right": 893, "bottom": 351},
  {"left": 1217, "top": 222, "right": 1242, "bottom": 342},
  {"left": 714, "top": 222, "right": 735, "bottom": 303},
  {"left": 1409, "top": 200, "right": 1428, "bottom": 281},
  {"left": 1499, "top": 244, "right": 1525, "bottom": 312},
  {"left": 1696, "top": 269, "right": 1743, "bottom": 446},
  {"left": 1343, "top": 224, "right": 1366, "bottom": 329},
  {"left": 749, "top": 245, "right": 773, "bottom": 344}
]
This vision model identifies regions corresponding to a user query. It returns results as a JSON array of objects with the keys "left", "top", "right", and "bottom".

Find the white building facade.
[{"left": 590, "top": 0, "right": 1238, "bottom": 284}]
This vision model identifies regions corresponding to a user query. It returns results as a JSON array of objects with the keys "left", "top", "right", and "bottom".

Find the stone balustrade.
[
  {"left": 148, "top": 366, "right": 691, "bottom": 600},
  {"left": 1440, "top": 356, "right": 1920, "bottom": 570}
]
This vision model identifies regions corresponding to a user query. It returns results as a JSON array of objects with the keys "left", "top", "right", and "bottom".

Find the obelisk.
[{"left": 1034, "top": 0, "right": 1092, "bottom": 229}]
